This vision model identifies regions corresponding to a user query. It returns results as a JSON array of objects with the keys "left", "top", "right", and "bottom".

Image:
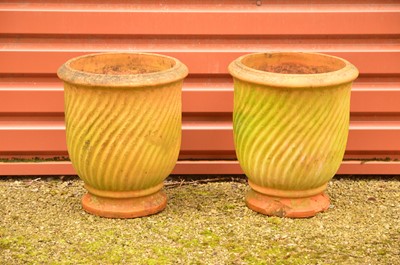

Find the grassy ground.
[{"left": 0, "top": 175, "right": 399, "bottom": 265}]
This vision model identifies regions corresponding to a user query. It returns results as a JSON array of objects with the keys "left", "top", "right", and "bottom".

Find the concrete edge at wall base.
[{"left": 1, "top": 160, "right": 400, "bottom": 176}]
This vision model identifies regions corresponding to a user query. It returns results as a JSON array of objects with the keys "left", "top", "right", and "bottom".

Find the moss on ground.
[{"left": 0, "top": 176, "right": 399, "bottom": 265}]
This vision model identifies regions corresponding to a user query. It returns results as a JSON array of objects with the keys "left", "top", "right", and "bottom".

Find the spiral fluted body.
[
  {"left": 58, "top": 53, "right": 187, "bottom": 218},
  {"left": 64, "top": 82, "right": 182, "bottom": 191},
  {"left": 229, "top": 52, "right": 358, "bottom": 217},
  {"left": 233, "top": 80, "right": 351, "bottom": 190}
]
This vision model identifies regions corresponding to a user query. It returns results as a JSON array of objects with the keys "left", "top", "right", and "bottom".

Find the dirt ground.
[{"left": 0, "top": 175, "right": 399, "bottom": 265}]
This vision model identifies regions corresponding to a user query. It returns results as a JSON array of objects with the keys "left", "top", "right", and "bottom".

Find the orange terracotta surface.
[
  {"left": 229, "top": 52, "right": 358, "bottom": 217},
  {"left": 82, "top": 191, "right": 167, "bottom": 219},
  {"left": 245, "top": 189, "right": 330, "bottom": 218},
  {"left": 57, "top": 52, "right": 188, "bottom": 218}
]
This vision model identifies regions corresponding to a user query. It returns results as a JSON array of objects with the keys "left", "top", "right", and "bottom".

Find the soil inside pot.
[
  {"left": 241, "top": 53, "right": 347, "bottom": 75},
  {"left": 100, "top": 65, "right": 154, "bottom": 75},
  {"left": 69, "top": 53, "right": 176, "bottom": 75},
  {"left": 257, "top": 63, "right": 332, "bottom": 74}
]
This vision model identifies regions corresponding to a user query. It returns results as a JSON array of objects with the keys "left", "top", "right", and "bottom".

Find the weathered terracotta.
[
  {"left": 229, "top": 52, "right": 358, "bottom": 218},
  {"left": 57, "top": 52, "right": 188, "bottom": 218}
]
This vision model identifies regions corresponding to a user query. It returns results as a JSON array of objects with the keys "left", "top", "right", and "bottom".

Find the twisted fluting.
[
  {"left": 233, "top": 80, "right": 351, "bottom": 190},
  {"left": 64, "top": 82, "right": 182, "bottom": 192}
]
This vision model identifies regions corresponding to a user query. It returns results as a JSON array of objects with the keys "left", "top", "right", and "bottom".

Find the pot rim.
[
  {"left": 57, "top": 52, "right": 189, "bottom": 88},
  {"left": 228, "top": 52, "right": 359, "bottom": 88}
]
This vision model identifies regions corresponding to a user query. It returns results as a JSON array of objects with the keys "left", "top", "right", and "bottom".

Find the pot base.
[
  {"left": 245, "top": 189, "right": 330, "bottom": 218},
  {"left": 81, "top": 190, "right": 167, "bottom": 219}
]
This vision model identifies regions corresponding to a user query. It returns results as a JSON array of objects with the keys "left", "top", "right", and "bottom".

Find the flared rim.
[
  {"left": 228, "top": 52, "right": 359, "bottom": 88},
  {"left": 57, "top": 52, "right": 189, "bottom": 88}
]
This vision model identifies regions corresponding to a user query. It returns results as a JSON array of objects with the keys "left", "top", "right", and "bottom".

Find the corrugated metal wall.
[{"left": 1, "top": 0, "right": 400, "bottom": 175}]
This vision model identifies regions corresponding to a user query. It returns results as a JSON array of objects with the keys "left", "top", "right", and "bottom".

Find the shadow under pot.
[
  {"left": 57, "top": 52, "right": 188, "bottom": 218},
  {"left": 229, "top": 52, "right": 358, "bottom": 218}
]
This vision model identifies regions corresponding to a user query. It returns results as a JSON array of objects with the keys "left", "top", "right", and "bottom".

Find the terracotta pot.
[
  {"left": 57, "top": 53, "right": 188, "bottom": 218},
  {"left": 229, "top": 52, "right": 358, "bottom": 218}
]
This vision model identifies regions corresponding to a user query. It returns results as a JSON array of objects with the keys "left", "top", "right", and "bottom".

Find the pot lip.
[
  {"left": 57, "top": 52, "right": 189, "bottom": 88},
  {"left": 228, "top": 52, "right": 359, "bottom": 88}
]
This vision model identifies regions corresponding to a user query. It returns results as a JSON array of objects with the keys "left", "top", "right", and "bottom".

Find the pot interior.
[
  {"left": 69, "top": 53, "right": 176, "bottom": 75},
  {"left": 241, "top": 53, "right": 346, "bottom": 74}
]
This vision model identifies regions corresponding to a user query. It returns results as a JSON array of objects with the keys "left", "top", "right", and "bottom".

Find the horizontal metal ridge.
[
  {"left": 1, "top": 0, "right": 400, "bottom": 11},
  {"left": 1, "top": 51, "right": 400, "bottom": 75},
  {"left": 0, "top": 121, "right": 399, "bottom": 153},
  {"left": 1, "top": 10, "right": 400, "bottom": 35},
  {"left": 1, "top": 79, "right": 400, "bottom": 113}
]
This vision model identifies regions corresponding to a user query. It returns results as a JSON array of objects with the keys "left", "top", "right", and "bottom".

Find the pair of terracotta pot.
[{"left": 57, "top": 52, "right": 358, "bottom": 219}]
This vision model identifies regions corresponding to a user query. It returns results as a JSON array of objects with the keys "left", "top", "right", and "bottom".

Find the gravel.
[{"left": 0, "top": 175, "right": 399, "bottom": 265}]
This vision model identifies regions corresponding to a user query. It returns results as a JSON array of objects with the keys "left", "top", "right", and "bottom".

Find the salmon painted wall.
[{"left": 1, "top": 0, "right": 400, "bottom": 175}]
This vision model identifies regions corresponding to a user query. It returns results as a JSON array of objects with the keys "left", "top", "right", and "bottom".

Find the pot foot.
[
  {"left": 82, "top": 190, "right": 167, "bottom": 219},
  {"left": 245, "top": 189, "right": 330, "bottom": 218}
]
